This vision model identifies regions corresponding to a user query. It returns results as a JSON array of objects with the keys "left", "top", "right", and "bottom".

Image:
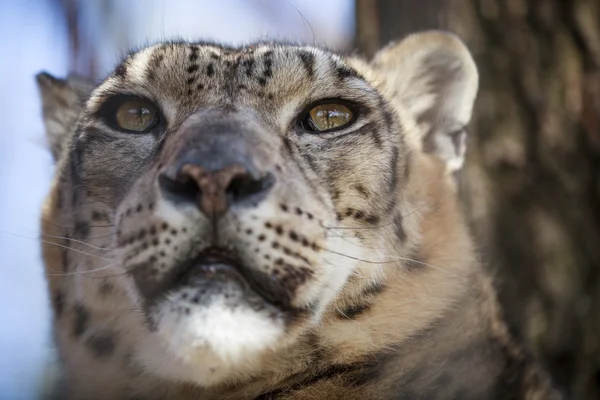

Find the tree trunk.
[
  {"left": 356, "top": 1, "right": 600, "bottom": 399},
  {"left": 355, "top": 0, "right": 447, "bottom": 58}
]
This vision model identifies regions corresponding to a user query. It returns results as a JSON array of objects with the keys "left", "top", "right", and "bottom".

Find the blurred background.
[{"left": 0, "top": 0, "right": 598, "bottom": 399}]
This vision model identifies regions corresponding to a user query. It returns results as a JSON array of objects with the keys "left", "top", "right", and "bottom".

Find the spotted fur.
[{"left": 36, "top": 31, "right": 560, "bottom": 399}]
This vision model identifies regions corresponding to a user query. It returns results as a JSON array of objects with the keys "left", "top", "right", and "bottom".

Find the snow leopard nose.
[
  {"left": 160, "top": 162, "right": 273, "bottom": 218},
  {"left": 158, "top": 113, "right": 275, "bottom": 218}
]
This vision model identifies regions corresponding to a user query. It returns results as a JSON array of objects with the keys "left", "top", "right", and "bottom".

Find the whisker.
[
  {"left": 32, "top": 215, "right": 71, "bottom": 231},
  {"left": 400, "top": 200, "right": 433, "bottom": 220},
  {"left": 33, "top": 214, "right": 115, "bottom": 230},
  {"left": 320, "top": 246, "right": 466, "bottom": 279},
  {"left": 322, "top": 200, "right": 432, "bottom": 231},
  {"left": 322, "top": 220, "right": 394, "bottom": 231},
  {"left": 38, "top": 240, "right": 112, "bottom": 259},
  {"left": 285, "top": 0, "right": 316, "bottom": 45},
  {"left": 78, "top": 271, "right": 130, "bottom": 280},
  {"left": 85, "top": 232, "right": 118, "bottom": 240},
  {"left": 39, "top": 233, "right": 112, "bottom": 250},
  {"left": 47, "top": 262, "right": 118, "bottom": 276},
  {"left": 2, "top": 232, "right": 113, "bottom": 260},
  {"left": 46, "top": 267, "right": 131, "bottom": 280}
]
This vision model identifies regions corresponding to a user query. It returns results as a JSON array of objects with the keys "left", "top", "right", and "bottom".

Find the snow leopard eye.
[
  {"left": 114, "top": 98, "right": 159, "bottom": 133},
  {"left": 300, "top": 101, "right": 355, "bottom": 133},
  {"left": 99, "top": 95, "right": 161, "bottom": 133}
]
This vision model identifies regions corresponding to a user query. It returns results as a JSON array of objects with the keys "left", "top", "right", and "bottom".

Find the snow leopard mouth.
[{"left": 133, "top": 246, "right": 295, "bottom": 312}]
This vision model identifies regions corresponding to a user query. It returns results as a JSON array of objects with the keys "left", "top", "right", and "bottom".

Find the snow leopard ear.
[
  {"left": 36, "top": 72, "right": 95, "bottom": 162},
  {"left": 371, "top": 31, "right": 478, "bottom": 173}
]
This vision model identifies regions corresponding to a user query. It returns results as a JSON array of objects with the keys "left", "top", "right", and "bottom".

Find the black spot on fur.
[
  {"left": 394, "top": 214, "right": 407, "bottom": 242},
  {"left": 258, "top": 77, "right": 267, "bottom": 86},
  {"left": 380, "top": 98, "right": 395, "bottom": 131},
  {"left": 263, "top": 57, "right": 273, "bottom": 79},
  {"left": 98, "top": 281, "right": 114, "bottom": 296},
  {"left": 336, "top": 65, "right": 360, "bottom": 81},
  {"left": 337, "top": 302, "right": 371, "bottom": 319},
  {"left": 189, "top": 46, "right": 199, "bottom": 62},
  {"left": 87, "top": 331, "right": 116, "bottom": 357},
  {"left": 73, "top": 303, "right": 89, "bottom": 337},
  {"left": 147, "top": 52, "right": 165, "bottom": 81},
  {"left": 138, "top": 229, "right": 147, "bottom": 240},
  {"left": 332, "top": 188, "right": 341, "bottom": 201},
  {"left": 353, "top": 209, "right": 365, "bottom": 220},
  {"left": 364, "top": 214, "right": 380, "bottom": 225},
  {"left": 187, "top": 64, "right": 199, "bottom": 73},
  {"left": 114, "top": 62, "right": 128, "bottom": 79},
  {"left": 363, "top": 281, "right": 385, "bottom": 296},
  {"left": 372, "top": 129, "right": 383, "bottom": 148},
  {"left": 297, "top": 50, "right": 315, "bottom": 77},
  {"left": 242, "top": 58, "right": 254, "bottom": 77},
  {"left": 74, "top": 220, "right": 90, "bottom": 238},
  {"left": 91, "top": 210, "right": 108, "bottom": 222},
  {"left": 353, "top": 184, "right": 370, "bottom": 199},
  {"left": 206, "top": 63, "right": 215, "bottom": 77},
  {"left": 345, "top": 208, "right": 378, "bottom": 223}
]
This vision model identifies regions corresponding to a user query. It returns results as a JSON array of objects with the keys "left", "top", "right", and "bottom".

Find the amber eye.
[
  {"left": 301, "top": 102, "right": 354, "bottom": 132},
  {"left": 114, "top": 98, "right": 158, "bottom": 132}
]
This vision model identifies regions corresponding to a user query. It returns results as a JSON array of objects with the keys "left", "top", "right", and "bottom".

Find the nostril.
[
  {"left": 227, "top": 173, "right": 275, "bottom": 203},
  {"left": 159, "top": 162, "right": 275, "bottom": 216},
  {"left": 159, "top": 173, "right": 201, "bottom": 204},
  {"left": 227, "top": 175, "right": 261, "bottom": 200}
]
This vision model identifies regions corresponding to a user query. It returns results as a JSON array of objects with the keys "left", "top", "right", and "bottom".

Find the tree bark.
[
  {"left": 356, "top": 1, "right": 600, "bottom": 399},
  {"left": 355, "top": 0, "right": 447, "bottom": 58}
]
